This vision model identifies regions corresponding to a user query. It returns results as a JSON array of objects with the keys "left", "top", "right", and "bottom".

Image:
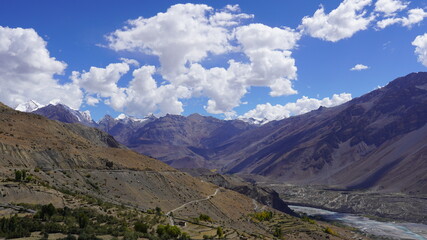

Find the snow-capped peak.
[
  {"left": 15, "top": 100, "right": 43, "bottom": 112},
  {"left": 115, "top": 113, "right": 128, "bottom": 120},
  {"left": 81, "top": 110, "right": 93, "bottom": 122},
  {"left": 238, "top": 117, "right": 268, "bottom": 125},
  {"left": 115, "top": 113, "right": 152, "bottom": 123}
]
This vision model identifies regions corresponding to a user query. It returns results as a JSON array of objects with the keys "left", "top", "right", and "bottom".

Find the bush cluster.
[
  {"left": 252, "top": 211, "right": 273, "bottom": 222},
  {"left": 0, "top": 204, "right": 168, "bottom": 239}
]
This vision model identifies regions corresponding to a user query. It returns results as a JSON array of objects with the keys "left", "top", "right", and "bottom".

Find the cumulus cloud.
[
  {"left": 374, "top": 0, "right": 408, "bottom": 16},
  {"left": 124, "top": 65, "right": 191, "bottom": 116},
  {"left": 377, "top": 8, "right": 427, "bottom": 29},
  {"left": 85, "top": 96, "right": 100, "bottom": 106},
  {"left": 240, "top": 93, "right": 352, "bottom": 124},
  {"left": 350, "top": 64, "right": 369, "bottom": 71},
  {"left": 106, "top": 4, "right": 301, "bottom": 116},
  {"left": 412, "top": 33, "right": 427, "bottom": 67},
  {"left": 107, "top": 3, "right": 252, "bottom": 78},
  {"left": 71, "top": 61, "right": 191, "bottom": 116},
  {"left": 235, "top": 24, "right": 300, "bottom": 96},
  {"left": 300, "top": 0, "right": 374, "bottom": 42},
  {"left": 0, "top": 26, "right": 82, "bottom": 109}
]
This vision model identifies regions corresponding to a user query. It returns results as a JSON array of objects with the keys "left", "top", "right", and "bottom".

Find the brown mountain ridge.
[
  {"left": 0, "top": 102, "right": 366, "bottom": 239},
  {"left": 40, "top": 72, "right": 426, "bottom": 194}
]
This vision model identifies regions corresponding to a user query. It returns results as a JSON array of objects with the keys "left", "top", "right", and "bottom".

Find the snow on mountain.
[
  {"left": 81, "top": 110, "right": 93, "bottom": 122},
  {"left": 114, "top": 113, "right": 153, "bottom": 123},
  {"left": 238, "top": 117, "right": 268, "bottom": 125},
  {"left": 15, "top": 100, "right": 43, "bottom": 112}
]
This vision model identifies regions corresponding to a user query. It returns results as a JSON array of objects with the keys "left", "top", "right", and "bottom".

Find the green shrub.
[
  {"left": 216, "top": 226, "right": 224, "bottom": 238},
  {"left": 324, "top": 226, "right": 336, "bottom": 235},
  {"left": 123, "top": 231, "right": 139, "bottom": 240},
  {"left": 252, "top": 211, "right": 273, "bottom": 221},
  {"left": 134, "top": 221, "right": 149, "bottom": 233},
  {"left": 301, "top": 215, "right": 316, "bottom": 224},
  {"left": 39, "top": 204, "right": 56, "bottom": 220},
  {"left": 156, "top": 224, "right": 182, "bottom": 239},
  {"left": 198, "top": 214, "right": 212, "bottom": 222},
  {"left": 273, "top": 226, "right": 283, "bottom": 238}
]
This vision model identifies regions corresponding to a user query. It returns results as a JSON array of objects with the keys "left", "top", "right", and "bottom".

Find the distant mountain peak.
[
  {"left": 15, "top": 100, "right": 43, "bottom": 112},
  {"left": 114, "top": 113, "right": 154, "bottom": 123},
  {"left": 31, "top": 103, "right": 95, "bottom": 126},
  {"left": 81, "top": 110, "right": 93, "bottom": 122},
  {"left": 238, "top": 117, "right": 267, "bottom": 125},
  {"left": 115, "top": 113, "right": 128, "bottom": 120}
]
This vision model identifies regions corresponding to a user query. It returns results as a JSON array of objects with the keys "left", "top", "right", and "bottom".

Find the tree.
[
  {"left": 40, "top": 204, "right": 56, "bottom": 220},
  {"left": 198, "top": 214, "right": 212, "bottom": 222},
  {"left": 77, "top": 213, "right": 89, "bottom": 229},
  {"left": 216, "top": 226, "right": 224, "bottom": 239},
  {"left": 156, "top": 224, "right": 182, "bottom": 239},
  {"left": 14, "top": 170, "right": 22, "bottom": 182},
  {"left": 273, "top": 227, "right": 283, "bottom": 238},
  {"left": 22, "top": 170, "right": 27, "bottom": 181},
  {"left": 134, "top": 222, "right": 148, "bottom": 233},
  {"left": 155, "top": 207, "right": 162, "bottom": 216}
]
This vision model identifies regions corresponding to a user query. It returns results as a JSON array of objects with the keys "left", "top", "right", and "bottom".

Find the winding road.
[{"left": 166, "top": 187, "right": 220, "bottom": 225}]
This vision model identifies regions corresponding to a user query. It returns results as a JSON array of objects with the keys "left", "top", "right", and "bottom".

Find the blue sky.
[{"left": 1, "top": 0, "right": 427, "bottom": 122}]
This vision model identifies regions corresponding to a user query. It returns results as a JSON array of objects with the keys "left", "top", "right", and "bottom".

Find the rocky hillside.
[
  {"left": 33, "top": 103, "right": 97, "bottom": 127},
  {"left": 181, "top": 168, "right": 295, "bottom": 216},
  {"left": 27, "top": 104, "right": 255, "bottom": 169},
  {"left": 125, "top": 114, "right": 255, "bottom": 168},
  {"left": 216, "top": 72, "right": 427, "bottom": 194},
  {"left": 0, "top": 102, "right": 367, "bottom": 239},
  {"left": 24, "top": 72, "right": 427, "bottom": 194}
]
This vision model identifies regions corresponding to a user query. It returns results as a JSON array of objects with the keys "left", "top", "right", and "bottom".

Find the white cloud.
[
  {"left": 0, "top": 26, "right": 82, "bottom": 109},
  {"left": 350, "top": 64, "right": 369, "bottom": 71},
  {"left": 300, "top": 0, "right": 374, "bottom": 42},
  {"left": 225, "top": 4, "right": 240, "bottom": 12},
  {"left": 124, "top": 65, "right": 191, "bottom": 116},
  {"left": 71, "top": 62, "right": 191, "bottom": 116},
  {"left": 119, "top": 58, "right": 139, "bottom": 66},
  {"left": 240, "top": 93, "right": 352, "bottom": 124},
  {"left": 107, "top": 3, "right": 252, "bottom": 78},
  {"left": 173, "top": 24, "right": 300, "bottom": 115},
  {"left": 106, "top": 4, "right": 301, "bottom": 116},
  {"left": 235, "top": 23, "right": 300, "bottom": 51},
  {"left": 412, "top": 33, "right": 427, "bottom": 67},
  {"left": 374, "top": 0, "right": 408, "bottom": 16},
  {"left": 235, "top": 24, "right": 300, "bottom": 96},
  {"left": 85, "top": 96, "right": 100, "bottom": 106},
  {"left": 377, "top": 8, "right": 427, "bottom": 29},
  {"left": 71, "top": 62, "right": 129, "bottom": 97}
]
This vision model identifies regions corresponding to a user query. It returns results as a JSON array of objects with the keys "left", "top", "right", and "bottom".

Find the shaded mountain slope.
[
  {"left": 33, "top": 103, "right": 97, "bottom": 127},
  {"left": 215, "top": 72, "right": 427, "bottom": 193},
  {"left": 125, "top": 113, "right": 255, "bottom": 168}
]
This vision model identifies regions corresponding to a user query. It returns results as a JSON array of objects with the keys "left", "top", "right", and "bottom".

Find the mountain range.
[
  {"left": 0, "top": 98, "right": 368, "bottom": 239},
  {"left": 20, "top": 72, "right": 427, "bottom": 194}
]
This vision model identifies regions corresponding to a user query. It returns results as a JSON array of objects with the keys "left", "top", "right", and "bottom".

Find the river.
[{"left": 289, "top": 205, "right": 427, "bottom": 240}]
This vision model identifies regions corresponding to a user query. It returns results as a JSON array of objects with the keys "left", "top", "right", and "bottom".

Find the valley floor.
[{"left": 265, "top": 184, "right": 427, "bottom": 224}]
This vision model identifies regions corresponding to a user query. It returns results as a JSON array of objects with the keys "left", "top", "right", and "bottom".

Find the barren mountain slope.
[
  {"left": 0, "top": 102, "right": 364, "bottom": 239},
  {"left": 126, "top": 113, "right": 255, "bottom": 168},
  {"left": 216, "top": 72, "right": 427, "bottom": 193}
]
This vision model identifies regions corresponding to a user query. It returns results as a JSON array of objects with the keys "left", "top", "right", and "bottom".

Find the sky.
[{"left": 1, "top": 0, "right": 427, "bottom": 122}]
